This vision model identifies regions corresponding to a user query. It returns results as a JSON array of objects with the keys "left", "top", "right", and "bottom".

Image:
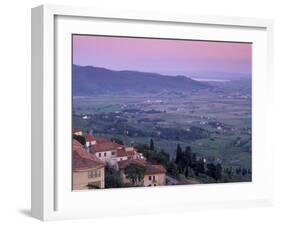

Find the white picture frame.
[{"left": 31, "top": 4, "right": 274, "bottom": 221}]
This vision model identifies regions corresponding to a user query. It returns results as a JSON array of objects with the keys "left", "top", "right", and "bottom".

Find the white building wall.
[{"left": 95, "top": 150, "right": 118, "bottom": 162}]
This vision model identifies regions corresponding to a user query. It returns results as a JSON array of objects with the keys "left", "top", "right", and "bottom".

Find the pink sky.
[{"left": 73, "top": 35, "right": 252, "bottom": 76}]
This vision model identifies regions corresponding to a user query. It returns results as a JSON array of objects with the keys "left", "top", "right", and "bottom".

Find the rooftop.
[
  {"left": 117, "top": 159, "right": 147, "bottom": 169},
  {"left": 90, "top": 138, "right": 124, "bottom": 153},
  {"left": 73, "top": 140, "right": 104, "bottom": 171},
  {"left": 116, "top": 148, "right": 137, "bottom": 157},
  {"left": 117, "top": 159, "right": 166, "bottom": 175},
  {"left": 145, "top": 164, "right": 167, "bottom": 175},
  {"left": 84, "top": 134, "right": 96, "bottom": 142}
]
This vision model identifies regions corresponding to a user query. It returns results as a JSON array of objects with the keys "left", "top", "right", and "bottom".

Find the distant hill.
[
  {"left": 73, "top": 65, "right": 211, "bottom": 96},
  {"left": 189, "top": 71, "right": 251, "bottom": 81}
]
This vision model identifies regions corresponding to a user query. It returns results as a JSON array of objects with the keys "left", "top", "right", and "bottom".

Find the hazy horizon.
[
  {"left": 73, "top": 35, "right": 252, "bottom": 78},
  {"left": 73, "top": 64, "right": 251, "bottom": 80}
]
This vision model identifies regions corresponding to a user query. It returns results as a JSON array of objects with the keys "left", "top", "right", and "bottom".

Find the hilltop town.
[
  {"left": 73, "top": 128, "right": 168, "bottom": 190},
  {"left": 73, "top": 121, "right": 252, "bottom": 190}
]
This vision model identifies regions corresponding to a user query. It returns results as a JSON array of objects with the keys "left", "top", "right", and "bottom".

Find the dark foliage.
[
  {"left": 206, "top": 163, "right": 222, "bottom": 181},
  {"left": 104, "top": 164, "right": 124, "bottom": 188},
  {"left": 150, "top": 139, "right": 154, "bottom": 151},
  {"left": 124, "top": 163, "right": 146, "bottom": 185},
  {"left": 73, "top": 134, "right": 86, "bottom": 145},
  {"left": 110, "top": 137, "right": 124, "bottom": 145}
]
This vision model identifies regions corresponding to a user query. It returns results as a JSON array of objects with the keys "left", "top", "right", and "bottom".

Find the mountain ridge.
[{"left": 73, "top": 65, "right": 211, "bottom": 96}]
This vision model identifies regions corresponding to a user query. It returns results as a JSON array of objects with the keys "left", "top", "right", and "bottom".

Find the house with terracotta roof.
[
  {"left": 117, "top": 159, "right": 166, "bottom": 187},
  {"left": 72, "top": 140, "right": 105, "bottom": 190},
  {"left": 89, "top": 138, "right": 144, "bottom": 165},
  {"left": 143, "top": 164, "right": 167, "bottom": 187}
]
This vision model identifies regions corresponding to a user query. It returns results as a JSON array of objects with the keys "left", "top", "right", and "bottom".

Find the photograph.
[{"left": 71, "top": 35, "right": 252, "bottom": 190}]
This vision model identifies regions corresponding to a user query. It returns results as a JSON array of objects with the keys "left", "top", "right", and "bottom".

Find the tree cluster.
[
  {"left": 135, "top": 142, "right": 170, "bottom": 167},
  {"left": 124, "top": 138, "right": 249, "bottom": 184},
  {"left": 175, "top": 144, "right": 206, "bottom": 178},
  {"left": 205, "top": 162, "right": 222, "bottom": 181},
  {"left": 104, "top": 164, "right": 124, "bottom": 188},
  {"left": 124, "top": 163, "right": 146, "bottom": 185}
]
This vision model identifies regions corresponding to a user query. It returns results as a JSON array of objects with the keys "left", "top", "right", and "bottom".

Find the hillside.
[{"left": 73, "top": 65, "right": 211, "bottom": 95}]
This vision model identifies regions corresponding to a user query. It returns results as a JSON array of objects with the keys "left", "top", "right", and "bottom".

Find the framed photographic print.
[{"left": 31, "top": 4, "right": 274, "bottom": 221}]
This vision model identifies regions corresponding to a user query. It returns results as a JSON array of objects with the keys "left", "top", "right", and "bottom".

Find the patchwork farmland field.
[{"left": 73, "top": 79, "right": 251, "bottom": 183}]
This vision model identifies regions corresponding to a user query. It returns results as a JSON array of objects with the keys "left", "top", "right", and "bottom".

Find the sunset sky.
[{"left": 73, "top": 35, "right": 252, "bottom": 77}]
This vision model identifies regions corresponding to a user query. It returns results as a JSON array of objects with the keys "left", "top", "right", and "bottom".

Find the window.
[
  {"left": 120, "top": 158, "right": 123, "bottom": 161},
  {"left": 88, "top": 169, "right": 100, "bottom": 178},
  {"left": 153, "top": 176, "right": 156, "bottom": 181},
  {"left": 148, "top": 176, "right": 152, "bottom": 181},
  {"left": 104, "top": 152, "right": 107, "bottom": 157},
  {"left": 111, "top": 151, "right": 115, "bottom": 155},
  {"left": 98, "top": 153, "right": 101, "bottom": 157}
]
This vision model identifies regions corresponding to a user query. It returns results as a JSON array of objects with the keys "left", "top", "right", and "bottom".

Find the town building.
[
  {"left": 72, "top": 140, "right": 105, "bottom": 190},
  {"left": 72, "top": 129, "right": 167, "bottom": 189},
  {"left": 89, "top": 138, "right": 144, "bottom": 165},
  {"left": 117, "top": 159, "right": 166, "bottom": 187}
]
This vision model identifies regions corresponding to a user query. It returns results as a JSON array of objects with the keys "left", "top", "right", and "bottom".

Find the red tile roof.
[
  {"left": 117, "top": 159, "right": 147, "bottom": 169},
  {"left": 116, "top": 148, "right": 136, "bottom": 157},
  {"left": 145, "top": 164, "right": 166, "bottom": 175},
  {"left": 90, "top": 137, "right": 138, "bottom": 158},
  {"left": 84, "top": 134, "right": 96, "bottom": 142},
  {"left": 116, "top": 148, "right": 127, "bottom": 157},
  {"left": 90, "top": 138, "right": 124, "bottom": 153},
  {"left": 117, "top": 159, "right": 166, "bottom": 175},
  {"left": 72, "top": 140, "right": 104, "bottom": 171}
]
